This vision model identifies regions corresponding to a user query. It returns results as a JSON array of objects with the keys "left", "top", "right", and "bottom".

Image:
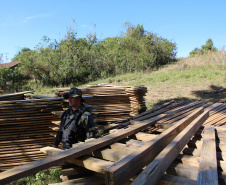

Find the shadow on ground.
[
  {"left": 192, "top": 85, "right": 226, "bottom": 103},
  {"left": 151, "top": 85, "right": 226, "bottom": 109}
]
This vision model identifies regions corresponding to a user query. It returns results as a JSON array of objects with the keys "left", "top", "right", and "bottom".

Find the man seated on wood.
[{"left": 52, "top": 87, "right": 96, "bottom": 150}]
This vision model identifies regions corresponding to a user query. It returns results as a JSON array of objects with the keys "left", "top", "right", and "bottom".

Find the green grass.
[
  {"left": 84, "top": 51, "right": 226, "bottom": 109},
  {"left": 7, "top": 167, "right": 62, "bottom": 185}
]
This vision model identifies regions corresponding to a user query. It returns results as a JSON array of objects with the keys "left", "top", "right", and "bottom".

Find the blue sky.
[{"left": 1, "top": 0, "right": 226, "bottom": 63}]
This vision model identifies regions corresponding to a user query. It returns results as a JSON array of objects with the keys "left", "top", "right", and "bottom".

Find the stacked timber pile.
[
  {"left": 56, "top": 84, "right": 147, "bottom": 123},
  {"left": 0, "top": 100, "right": 226, "bottom": 185},
  {"left": 0, "top": 91, "right": 34, "bottom": 101},
  {"left": 0, "top": 97, "right": 63, "bottom": 172}
]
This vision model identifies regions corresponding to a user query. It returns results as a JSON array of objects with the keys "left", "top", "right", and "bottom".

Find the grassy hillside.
[
  {"left": 82, "top": 51, "right": 226, "bottom": 109},
  {"left": 37, "top": 51, "right": 225, "bottom": 109}
]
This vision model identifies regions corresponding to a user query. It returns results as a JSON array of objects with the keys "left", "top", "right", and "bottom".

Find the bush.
[{"left": 12, "top": 23, "right": 177, "bottom": 89}]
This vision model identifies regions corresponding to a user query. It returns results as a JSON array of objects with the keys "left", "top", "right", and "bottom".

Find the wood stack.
[
  {"left": 56, "top": 84, "right": 148, "bottom": 123},
  {"left": 1, "top": 100, "right": 226, "bottom": 184},
  {"left": 0, "top": 100, "right": 225, "bottom": 185},
  {"left": 0, "top": 97, "right": 63, "bottom": 172},
  {"left": 0, "top": 91, "right": 34, "bottom": 101}
]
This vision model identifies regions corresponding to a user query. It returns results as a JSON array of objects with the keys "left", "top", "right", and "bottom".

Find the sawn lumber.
[{"left": 0, "top": 114, "right": 165, "bottom": 184}]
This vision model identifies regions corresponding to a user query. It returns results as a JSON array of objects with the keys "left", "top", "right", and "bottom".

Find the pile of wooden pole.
[
  {"left": 56, "top": 84, "right": 148, "bottom": 123},
  {"left": 0, "top": 100, "right": 226, "bottom": 185},
  {"left": 0, "top": 91, "right": 34, "bottom": 101},
  {"left": 0, "top": 97, "right": 63, "bottom": 172}
]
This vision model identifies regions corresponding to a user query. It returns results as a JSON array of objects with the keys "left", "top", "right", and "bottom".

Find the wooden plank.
[
  {"left": 41, "top": 147, "right": 113, "bottom": 174},
  {"left": 166, "top": 163, "right": 199, "bottom": 180},
  {"left": 175, "top": 154, "right": 200, "bottom": 168},
  {"left": 197, "top": 126, "right": 218, "bottom": 185},
  {"left": 0, "top": 114, "right": 165, "bottom": 184},
  {"left": 157, "top": 174, "right": 196, "bottom": 185},
  {"left": 92, "top": 148, "right": 129, "bottom": 162},
  {"left": 72, "top": 156, "right": 113, "bottom": 174},
  {"left": 134, "top": 132, "right": 157, "bottom": 142},
  {"left": 110, "top": 143, "right": 137, "bottom": 153},
  {"left": 182, "top": 148, "right": 226, "bottom": 161},
  {"left": 0, "top": 91, "right": 34, "bottom": 98},
  {"left": 175, "top": 154, "right": 226, "bottom": 172},
  {"left": 105, "top": 107, "right": 205, "bottom": 185},
  {"left": 131, "top": 110, "right": 209, "bottom": 185}
]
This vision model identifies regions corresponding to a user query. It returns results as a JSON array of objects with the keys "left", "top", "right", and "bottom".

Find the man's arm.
[
  {"left": 52, "top": 110, "right": 67, "bottom": 147},
  {"left": 52, "top": 129, "right": 62, "bottom": 148}
]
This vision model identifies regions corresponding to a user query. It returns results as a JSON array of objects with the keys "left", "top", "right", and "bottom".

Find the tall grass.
[{"left": 86, "top": 51, "right": 225, "bottom": 109}]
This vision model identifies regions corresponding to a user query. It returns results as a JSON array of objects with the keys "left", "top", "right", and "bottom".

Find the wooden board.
[
  {"left": 105, "top": 107, "right": 205, "bottom": 185},
  {"left": 131, "top": 110, "right": 209, "bottom": 185},
  {"left": 197, "top": 126, "right": 218, "bottom": 185},
  {"left": 0, "top": 114, "right": 165, "bottom": 184}
]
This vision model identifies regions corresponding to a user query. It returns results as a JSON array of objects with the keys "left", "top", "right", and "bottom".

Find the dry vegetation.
[{"left": 83, "top": 51, "right": 226, "bottom": 109}]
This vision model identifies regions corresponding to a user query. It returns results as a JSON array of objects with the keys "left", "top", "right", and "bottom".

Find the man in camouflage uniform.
[{"left": 52, "top": 87, "right": 96, "bottom": 150}]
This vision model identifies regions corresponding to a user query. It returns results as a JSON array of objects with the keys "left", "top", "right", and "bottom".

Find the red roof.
[{"left": 0, "top": 61, "right": 20, "bottom": 68}]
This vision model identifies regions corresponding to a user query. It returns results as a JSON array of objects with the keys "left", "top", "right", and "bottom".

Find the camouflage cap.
[{"left": 68, "top": 87, "right": 82, "bottom": 97}]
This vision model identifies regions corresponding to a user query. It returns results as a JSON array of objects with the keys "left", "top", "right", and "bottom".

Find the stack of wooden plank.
[
  {"left": 56, "top": 84, "right": 148, "bottom": 123},
  {"left": 0, "top": 97, "right": 63, "bottom": 172},
  {"left": 0, "top": 91, "right": 34, "bottom": 101},
  {"left": 0, "top": 100, "right": 225, "bottom": 185}
]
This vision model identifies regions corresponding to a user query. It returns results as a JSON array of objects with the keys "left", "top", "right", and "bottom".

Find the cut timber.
[
  {"left": 131, "top": 110, "right": 209, "bottom": 185},
  {"left": 157, "top": 174, "right": 196, "bottom": 185},
  {"left": 92, "top": 148, "right": 129, "bottom": 162},
  {"left": 166, "top": 163, "right": 199, "bottom": 180},
  {"left": 182, "top": 148, "right": 226, "bottom": 161},
  {"left": 72, "top": 156, "right": 113, "bottom": 174},
  {"left": 41, "top": 147, "right": 113, "bottom": 174},
  {"left": 175, "top": 154, "right": 226, "bottom": 172},
  {"left": 197, "top": 126, "right": 218, "bottom": 185},
  {"left": 105, "top": 107, "right": 204, "bottom": 185},
  {"left": 110, "top": 143, "right": 137, "bottom": 153},
  {"left": 166, "top": 163, "right": 226, "bottom": 184},
  {"left": 134, "top": 132, "right": 157, "bottom": 142},
  {"left": 0, "top": 114, "right": 165, "bottom": 184}
]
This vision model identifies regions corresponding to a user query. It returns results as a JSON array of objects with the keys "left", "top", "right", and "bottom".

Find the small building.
[{"left": 0, "top": 61, "right": 20, "bottom": 69}]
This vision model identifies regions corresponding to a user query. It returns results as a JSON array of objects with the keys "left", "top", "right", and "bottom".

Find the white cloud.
[{"left": 23, "top": 13, "right": 53, "bottom": 23}]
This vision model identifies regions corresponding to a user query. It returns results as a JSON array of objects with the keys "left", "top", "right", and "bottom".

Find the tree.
[
  {"left": 201, "top": 39, "right": 216, "bottom": 52},
  {"left": 13, "top": 47, "right": 31, "bottom": 61},
  {"left": 189, "top": 38, "right": 217, "bottom": 57}
]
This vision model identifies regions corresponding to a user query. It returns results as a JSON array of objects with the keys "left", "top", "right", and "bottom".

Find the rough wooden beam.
[
  {"left": 157, "top": 174, "right": 196, "bottom": 185},
  {"left": 134, "top": 132, "right": 157, "bottom": 142},
  {"left": 131, "top": 110, "right": 209, "bottom": 185},
  {"left": 92, "top": 148, "right": 129, "bottom": 162},
  {"left": 41, "top": 147, "right": 113, "bottom": 174},
  {"left": 197, "top": 126, "right": 218, "bottom": 185},
  {"left": 105, "top": 107, "right": 204, "bottom": 185}
]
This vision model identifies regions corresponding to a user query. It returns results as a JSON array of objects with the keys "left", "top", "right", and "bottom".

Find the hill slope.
[{"left": 81, "top": 51, "right": 226, "bottom": 109}]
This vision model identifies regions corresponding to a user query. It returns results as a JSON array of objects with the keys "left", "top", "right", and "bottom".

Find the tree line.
[{"left": 1, "top": 23, "right": 177, "bottom": 92}]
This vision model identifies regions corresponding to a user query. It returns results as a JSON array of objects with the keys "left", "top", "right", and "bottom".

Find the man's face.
[{"left": 69, "top": 96, "right": 81, "bottom": 109}]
